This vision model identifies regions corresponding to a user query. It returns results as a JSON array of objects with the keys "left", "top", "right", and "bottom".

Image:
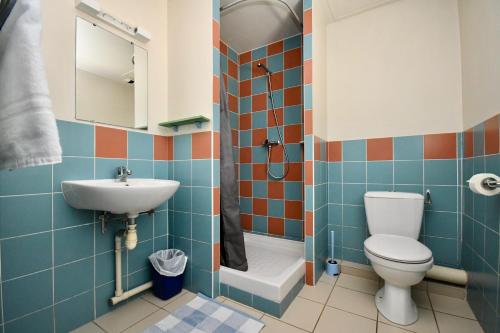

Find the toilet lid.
[{"left": 364, "top": 234, "right": 432, "bottom": 264}]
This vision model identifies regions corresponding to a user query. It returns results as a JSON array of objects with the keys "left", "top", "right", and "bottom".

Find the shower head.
[{"left": 257, "top": 63, "right": 272, "bottom": 75}]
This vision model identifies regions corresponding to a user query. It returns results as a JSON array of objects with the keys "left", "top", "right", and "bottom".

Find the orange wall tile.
[
  {"left": 303, "top": 59, "right": 312, "bottom": 84},
  {"left": 328, "top": 141, "right": 342, "bottom": 162},
  {"left": 213, "top": 243, "right": 220, "bottom": 271},
  {"left": 239, "top": 51, "right": 251, "bottom": 65},
  {"left": 304, "top": 110, "right": 312, "bottom": 135},
  {"left": 167, "top": 136, "right": 174, "bottom": 160},
  {"left": 239, "top": 181, "right": 252, "bottom": 197},
  {"left": 303, "top": 9, "right": 312, "bottom": 35},
  {"left": 213, "top": 187, "right": 220, "bottom": 215},
  {"left": 268, "top": 108, "right": 283, "bottom": 126},
  {"left": 285, "top": 163, "right": 303, "bottom": 181},
  {"left": 252, "top": 128, "right": 267, "bottom": 146},
  {"left": 284, "top": 48, "right": 302, "bottom": 69},
  {"left": 228, "top": 59, "right": 238, "bottom": 79},
  {"left": 285, "top": 200, "right": 303, "bottom": 220},
  {"left": 305, "top": 262, "right": 314, "bottom": 286},
  {"left": 240, "top": 147, "right": 252, "bottom": 163},
  {"left": 284, "top": 124, "right": 302, "bottom": 143},
  {"left": 212, "top": 20, "right": 220, "bottom": 49},
  {"left": 268, "top": 217, "right": 284, "bottom": 236},
  {"left": 252, "top": 163, "right": 267, "bottom": 181},
  {"left": 485, "top": 115, "right": 499, "bottom": 155},
  {"left": 367, "top": 137, "right": 393, "bottom": 161},
  {"left": 95, "top": 126, "right": 127, "bottom": 158},
  {"left": 154, "top": 135, "right": 169, "bottom": 160},
  {"left": 213, "top": 76, "right": 220, "bottom": 104},
  {"left": 213, "top": 132, "right": 220, "bottom": 159},
  {"left": 253, "top": 198, "right": 268, "bottom": 216},
  {"left": 192, "top": 132, "right": 211, "bottom": 159},
  {"left": 252, "top": 59, "right": 267, "bottom": 77},
  {"left": 252, "top": 94, "right": 267, "bottom": 112},
  {"left": 239, "top": 114, "right": 252, "bottom": 130},
  {"left": 268, "top": 181, "right": 284, "bottom": 199},
  {"left": 464, "top": 129, "right": 473, "bottom": 158},
  {"left": 240, "top": 214, "right": 252, "bottom": 230},
  {"left": 239, "top": 80, "right": 251, "bottom": 97},
  {"left": 268, "top": 40, "right": 283, "bottom": 56},
  {"left": 424, "top": 133, "right": 457, "bottom": 159},
  {"left": 305, "top": 160, "right": 313, "bottom": 185},
  {"left": 284, "top": 86, "right": 302, "bottom": 106},
  {"left": 305, "top": 211, "right": 313, "bottom": 236}
]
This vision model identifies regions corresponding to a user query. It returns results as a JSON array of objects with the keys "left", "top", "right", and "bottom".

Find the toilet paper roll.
[{"left": 468, "top": 173, "right": 500, "bottom": 196}]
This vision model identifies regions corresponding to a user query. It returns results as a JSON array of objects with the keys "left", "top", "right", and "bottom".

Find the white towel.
[{"left": 0, "top": 0, "right": 61, "bottom": 170}]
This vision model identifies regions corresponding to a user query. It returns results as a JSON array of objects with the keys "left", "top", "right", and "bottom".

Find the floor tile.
[
  {"left": 378, "top": 322, "right": 411, "bottom": 333},
  {"left": 141, "top": 289, "right": 187, "bottom": 308},
  {"left": 163, "top": 291, "right": 197, "bottom": 312},
  {"left": 280, "top": 296, "right": 324, "bottom": 331},
  {"left": 95, "top": 298, "right": 159, "bottom": 333},
  {"left": 435, "top": 312, "right": 484, "bottom": 333},
  {"left": 319, "top": 272, "right": 338, "bottom": 286},
  {"left": 71, "top": 322, "right": 106, "bottom": 333},
  {"left": 412, "top": 290, "right": 431, "bottom": 310},
  {"left": 327, "top": 286, "right": 377, "bottom": 320},
  {"left": 223, "top": 299, "right": 264, "bottom": 319},
  {"left": 298, "top": 281, "right": 333, "bottom": 304},
  {"left": 429, "top": 293, "right": 476, "bottom": 319},
  {"left": 261, "top": 315, "right": 308, "bottom": 333},
  {"left": 314, "top": 307, "right": 376, "bottom": 333},
  {"left": 122, "top": 309, "right": 169, "bottom": 333},
  {"left": 336, "top": 274, "right": 379, "bottom": 295},
  {"left": 379, "top": 308, "right": 439, "bottom": 333},
  {"left": 428, "top": 281, "right": 466, "bottom": 299}
]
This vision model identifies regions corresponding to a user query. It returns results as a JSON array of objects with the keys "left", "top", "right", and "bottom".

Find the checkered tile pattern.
[{"left": 144, "top": 294, "right": 264, "bottom": 333}]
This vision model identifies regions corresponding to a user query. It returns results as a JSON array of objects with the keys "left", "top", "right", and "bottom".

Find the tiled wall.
[
  {"left": 327, "top": 133, "right": 462, "bottom": 268},
  {"left": 0, "top": 120, "right": 214, "bottom": 332},
  {"left": 219, "top": 34, "right": 305, "bottom": 241},
  {"left": 461, "top": 114, "right": 500, "bottom": 333}
]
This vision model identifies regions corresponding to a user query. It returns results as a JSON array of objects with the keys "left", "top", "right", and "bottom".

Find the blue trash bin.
[{"left": 149, "top": 249, "right": 187, "bottom": 300}]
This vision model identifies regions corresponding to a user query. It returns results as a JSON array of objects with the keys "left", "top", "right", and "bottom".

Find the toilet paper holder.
[{"left": 482, "top": 177, "right": 500, "bottom": 189}]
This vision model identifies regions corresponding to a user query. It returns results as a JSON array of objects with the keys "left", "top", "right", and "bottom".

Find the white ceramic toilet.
[{"left": 364, "top": 192, "right": 433, "bottom": 326}]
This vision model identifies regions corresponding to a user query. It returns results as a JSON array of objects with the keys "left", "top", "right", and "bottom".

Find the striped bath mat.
[{"left": 143, "top": 293, "right": 265, "bottom": 333}]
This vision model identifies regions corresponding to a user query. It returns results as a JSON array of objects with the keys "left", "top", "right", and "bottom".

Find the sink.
[{"left": 62, "top": 179, "right": 180, "bottom": 218}]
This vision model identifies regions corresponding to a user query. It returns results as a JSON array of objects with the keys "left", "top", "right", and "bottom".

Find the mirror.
[{"left": 76, "top": 17, "right": 148, "bottom": 129}]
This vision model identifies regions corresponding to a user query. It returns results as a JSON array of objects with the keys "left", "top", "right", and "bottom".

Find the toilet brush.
[{"left": 326, "top": 230, "right": 340, "bottom": 276}]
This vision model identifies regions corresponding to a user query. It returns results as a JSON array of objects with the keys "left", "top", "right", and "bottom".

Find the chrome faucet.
[{"left": 117, "top": 166, "right": 132, "bottom": 182}]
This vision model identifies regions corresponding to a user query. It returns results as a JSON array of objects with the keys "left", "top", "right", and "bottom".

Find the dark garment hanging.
[
  {"left": 219, "top": 74, "right": 248, "bottom": 271},
  {"left": 0, "top": 0, "right": 16, "bottom": 31}
]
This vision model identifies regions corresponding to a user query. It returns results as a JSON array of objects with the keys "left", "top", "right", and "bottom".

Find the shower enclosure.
[{"left": 218, "top": 0, "right": 306, "bottom": 317}]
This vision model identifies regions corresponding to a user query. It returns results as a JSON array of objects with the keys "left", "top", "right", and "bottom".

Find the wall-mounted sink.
[{"left": 62, "top": 179, "right": 180, "bottom": 218}]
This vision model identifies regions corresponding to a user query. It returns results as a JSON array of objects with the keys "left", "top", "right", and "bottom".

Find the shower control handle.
[{"left": 263, "top": 139, "right": 280, "bottom": 148}]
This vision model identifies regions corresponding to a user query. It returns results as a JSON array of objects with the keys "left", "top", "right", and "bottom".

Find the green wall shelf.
[{"left": 159, "top": 116, "right": 210, "bottom": 132}]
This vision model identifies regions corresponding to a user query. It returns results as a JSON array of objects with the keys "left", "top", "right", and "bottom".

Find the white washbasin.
[{"left": 62, "top": 179, "right": 180, "bottom": 218}]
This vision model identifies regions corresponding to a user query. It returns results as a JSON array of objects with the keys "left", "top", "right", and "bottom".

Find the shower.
[{"left": 257, "top": 62, "right": 290, "bottom": 180}]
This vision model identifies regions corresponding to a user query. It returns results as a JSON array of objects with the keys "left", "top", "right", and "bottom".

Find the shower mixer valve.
[{"left": 263, "top": 139, "right": 280, "bottom": 148}]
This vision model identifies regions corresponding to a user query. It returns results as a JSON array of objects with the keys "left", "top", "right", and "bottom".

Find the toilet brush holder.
[
  {"left": 326, "top": 259, "right": 340, "bottom": 276},
  {"left": 326, "top": 230, "right": 339, "bottom": 276}
]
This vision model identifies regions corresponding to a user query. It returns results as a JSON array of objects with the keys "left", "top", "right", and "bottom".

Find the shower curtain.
[{"left": 219, "top": 78, "right": 248, "bottom": 271}]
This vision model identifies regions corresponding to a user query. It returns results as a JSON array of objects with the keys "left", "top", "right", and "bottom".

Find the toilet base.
[{"left": 375, "top": 284, "right": 418, "bottom": 326}]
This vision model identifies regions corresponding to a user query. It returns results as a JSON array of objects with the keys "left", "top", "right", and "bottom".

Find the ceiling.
[{"left": 220, "top": 0, "right": 399, "bottom": 54}]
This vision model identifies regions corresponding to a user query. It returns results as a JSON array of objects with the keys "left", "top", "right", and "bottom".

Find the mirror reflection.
[{"left": 76, "top": 17, "right": 148, "bottom": 129}]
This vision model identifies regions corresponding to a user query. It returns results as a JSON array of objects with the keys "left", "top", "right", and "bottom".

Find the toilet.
[{"left": 364, "top": 192, "right": 433, "bottom": 326}]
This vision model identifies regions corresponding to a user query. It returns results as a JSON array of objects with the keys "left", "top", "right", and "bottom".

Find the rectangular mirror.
[{"left": 76, "top": 17, "right": 148, "bottom": 130}]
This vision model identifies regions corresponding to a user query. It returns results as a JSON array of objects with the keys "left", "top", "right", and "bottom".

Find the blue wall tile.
[
  {"left": 54, "top": 224, "right": 93, "bottom": 265},
  {"left": 0, "top": 195, "right": 52, "bottom": 238},
  {"left": 192, "top": 214, "right": 211, "bottom": 243},
  {"left": 192, "top": 160, "right": 212, "bottom": 187},
  {"left": 343, "top": 140, "right": 366, "bottom": 161},
  {"left": 55, "top": 291, "right": 94, "bottom": 333},
  {"left": 173, "top": 160, "right": 192, "bottom": 186},
  {"left": 57, "top": 120, "right": 94, "bottom": 157},
  {"left": 54, "top": 257, "right": 94, "bottom": 302},
  {"left": 128, "top": 132, "right": 153, "bottom": 160},
  {"left": 343, "top": 162, "right": 366, "bottom": 183},
  {"left": 268, "top": 54, "right": 283, "bottom": 72},
  {"left": 128, "top": 160, "right": 154, "bottom": 179},
  {"left": 284, "top": 34, "right": 301, "bottom": 51},
  {"left": 95, "top": 158, "right": 127, "bottom": 179},
  {"left": 367, "top": 161, "right": 393, "bottom": 184},
  {"left": 192, "top": 187, "right": 212, "bottom": 215},
  {"left": 174, "top": 135, "right": 192, "bottom": 160},
  {"left": 0, "top": 165, "right": 52, "bottom": 196},
  {"left": 53, "top": 157, "right": 94, "bottom": 191},
  {"left": 284, "top": 67, "right": 301, "bottom": 88},
  {"left": 2, "top": 232, "right": 52, "bottom": 280},
  {"left": 3, "top": 269, "right": 53, "bottom": 321},
  {"left": 4, "top": 307, "right": 53, "bottom": 333},
  {"left": 424, "top": 160, "right": 457, "bottom": 185},
  {"left": 394, "top": 160, "right": 423, "bottom": 184},
  {"left": 394, "top": 136, "right": 423, "bottom": 160}
]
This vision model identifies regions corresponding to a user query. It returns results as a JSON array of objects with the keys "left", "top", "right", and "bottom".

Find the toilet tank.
[{"left": 364, "top": 192, "right": 424, "bottom": 239}]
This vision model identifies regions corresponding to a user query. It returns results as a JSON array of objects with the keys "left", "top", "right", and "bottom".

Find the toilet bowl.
[
  {"left": 364, "top": 234, "right": 433, "bottom": 325},
  {"left": 364, "top": 192, "right": 433, "bottom": 326}
]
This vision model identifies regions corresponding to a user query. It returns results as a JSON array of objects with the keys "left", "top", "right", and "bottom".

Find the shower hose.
[{"left": 264, "top": 73, "right": 290, "bottom": 180}]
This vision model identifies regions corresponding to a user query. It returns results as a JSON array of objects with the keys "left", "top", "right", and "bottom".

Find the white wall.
[
  {"left": 312, "top": 0, "right": 332, "bottom": 141},
  {"left": 459, "top": 0, "right": 500, "bottom": 130},
  {"left": 326, "top": 0, "right": 463, "bottom": 140},
  {"left": 167, "top": 0, "right": 213, "bottom": 134},
  {"left": 41, "top": 0, "right": 168, "bottom": 135}
]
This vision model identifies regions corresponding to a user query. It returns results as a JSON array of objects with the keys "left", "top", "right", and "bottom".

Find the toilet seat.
[{"left": 364, "top": 234, "right": 432, "bottom": 264}]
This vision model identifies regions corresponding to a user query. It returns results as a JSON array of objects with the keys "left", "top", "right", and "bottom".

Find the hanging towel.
[{"left": 0, "top": 0, "right": 61, "bottom": 170}]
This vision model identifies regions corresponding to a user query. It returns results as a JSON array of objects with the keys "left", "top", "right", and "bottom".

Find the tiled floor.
[{"left": 73, "top": 273, "right": 484, "bottom": 333}]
